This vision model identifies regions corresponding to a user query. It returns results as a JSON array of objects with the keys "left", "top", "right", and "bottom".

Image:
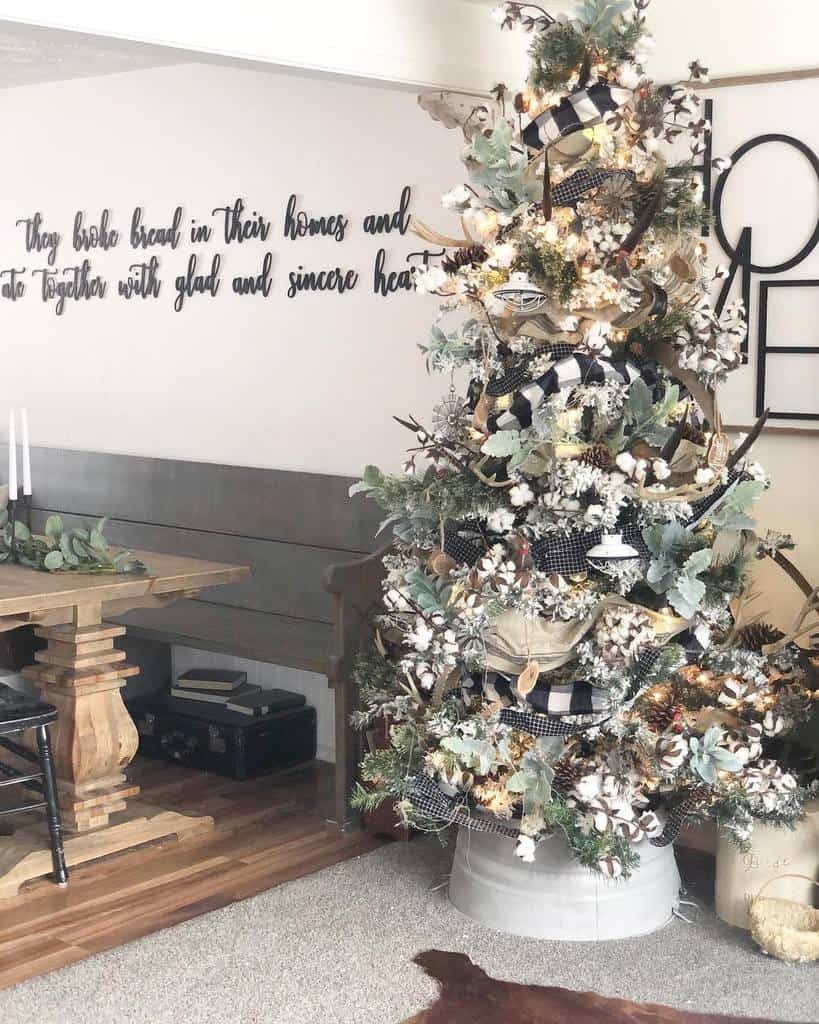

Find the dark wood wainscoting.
[{"left": 28, "top": 447, "right": 382, "bottom": 674}]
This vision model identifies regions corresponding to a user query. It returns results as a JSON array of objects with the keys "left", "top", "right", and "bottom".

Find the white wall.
[
  {"left": 0, "top": 61, "right": 466, "bottom": 477},
  {"left": 3, "top": 0, "right": 818, "bottom": 93},
  {"left": 0, "top": 0, "right": 530, "bottom": 93}
]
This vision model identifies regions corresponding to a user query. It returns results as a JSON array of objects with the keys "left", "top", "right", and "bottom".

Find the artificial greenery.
[
  {"left": 515, "top": 237, "right": 578, "bottom": 304},
  {"left": 420, "top": 319, "right": 483, "bottom": 373},
  {"left": 0, "top": 513, "right": 146, "bottom": 575},
  {"left": 528, "top": 1, "right": 645, "bottom": 93},
  {"left": 350, "top": 464, "right": 507, "bottom": 546},
  {"left": 643, "top": 520, "right": 712, "bottom": 617},
  {"left": 468, "top": 119, "right": 539, "bottom": 209},
  {"left": 622, "top": 378, "right": 679, "bottom": 446}
]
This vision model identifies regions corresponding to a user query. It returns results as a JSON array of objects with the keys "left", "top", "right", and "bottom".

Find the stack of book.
[{"left": 170, "top": 669, "right": 287, "bottom": 717}]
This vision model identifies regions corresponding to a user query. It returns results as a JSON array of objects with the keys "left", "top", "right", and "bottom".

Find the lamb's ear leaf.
[
  {"left": 45, "top": 514, "right": 63, "bottom": 540},
  {"left": 43, "top": 550, "right": 64, "bottom": 571},
  {"left": 481, "top": 431, "right": 522, "bottom": 458}
]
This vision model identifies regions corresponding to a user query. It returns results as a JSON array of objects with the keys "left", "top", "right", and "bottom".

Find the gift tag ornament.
[
  {"left": 707, "top": 430, "right": 730, "bottom": 472},
  {"left": 427, "top": 548, "right": 457, "bottom": 579},
  {"left": 516, "top": 660, "right": 541, "bottom": 696}
]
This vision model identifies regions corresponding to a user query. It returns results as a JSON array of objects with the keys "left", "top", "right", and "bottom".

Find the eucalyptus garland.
[{"left": 0, "top": 512, "right": 147, "bottom": 574}]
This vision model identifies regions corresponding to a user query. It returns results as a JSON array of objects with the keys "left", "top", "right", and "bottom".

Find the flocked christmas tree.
[{"left": 350, "top": 0, "right": 818, "bottom": 878}]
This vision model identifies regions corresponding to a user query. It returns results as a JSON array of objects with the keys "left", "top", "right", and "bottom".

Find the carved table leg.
[{"left": 23, "top": 602, "right": 141, "bottom": 832}]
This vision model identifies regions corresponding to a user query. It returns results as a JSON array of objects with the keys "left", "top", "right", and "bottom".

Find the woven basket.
[{"left": 749, "top": 874, "right": 819, "bottom": 964}]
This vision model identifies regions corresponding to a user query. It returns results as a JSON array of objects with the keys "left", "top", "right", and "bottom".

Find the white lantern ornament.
[
  {"left": 586, "top": 532, "right": 642, "bottom": 575},
  {"left": 493, "top": 271, "right": 548, "bottom": 314}
]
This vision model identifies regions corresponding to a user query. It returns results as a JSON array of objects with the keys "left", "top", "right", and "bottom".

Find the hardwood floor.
[{"left": 0, "top": 757, "right": 380, "bottom": 990}]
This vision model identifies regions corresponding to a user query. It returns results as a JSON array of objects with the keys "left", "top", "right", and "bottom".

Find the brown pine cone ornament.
[
  {"left": 442, "top": 245, "right": 489, "bottom": 274},
  {"left": 737, "top": 621, "right": 785, "bottom": 653},
  {"left": 552, "top": 756, "right": 584, "bottom": 792},
  {"left": 644, "top": 699, "right": 685, "bottom": 733},
  {"left": 580, "top": 444, "right": 614, "bottom": 470}
]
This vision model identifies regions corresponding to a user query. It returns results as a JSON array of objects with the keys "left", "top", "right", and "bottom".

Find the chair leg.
[{"left": 35, "top": 725, "right": 68, "bottom": 887}]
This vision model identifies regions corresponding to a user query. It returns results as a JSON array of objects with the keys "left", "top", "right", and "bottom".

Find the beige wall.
[
  {"left": 0, "top": 62, "right": 464, "bottom": 477},
  {"left": 748, "top": 434, "right": 819, "bottom": 631}
]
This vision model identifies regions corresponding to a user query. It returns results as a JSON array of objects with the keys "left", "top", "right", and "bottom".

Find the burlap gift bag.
[{"left": 484, "top": 611, "right": 594, "bottom": 675}]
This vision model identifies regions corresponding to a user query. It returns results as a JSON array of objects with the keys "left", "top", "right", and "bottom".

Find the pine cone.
[
  {"left": 553, "top": 757, "right": 583, "bottom": 792},
  {"left": 737, "top": 621, "right": 785, "bottom": 653},
  {"left": 580, "top": 444, "right": 614, "bottom": 470},
  {"left": 644, "top": 699, "right": 685, "bottom": 733},
  {"left": 442, "top": 245, "right": 488, "bottom": 274},
  {"left": 680, "top": 422, "right": 707, "bottom": 447}
]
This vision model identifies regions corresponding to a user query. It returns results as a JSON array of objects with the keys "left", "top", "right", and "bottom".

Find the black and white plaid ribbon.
[
  {"left": 552, "top": 167, "right": 633, "bottom": 207},
  {"left": 633, "top": 645, "right": 664, "bottom": 687},
  {"left": 499, "top": 706, "right": 608, "bottom": 737},
  {"left": 407, "top": 772, "right": 520, "bottom": 837},
  {"left": 443, "top": 519, "right": 491, "bottom": 566},
  {"left": 477, "top": 672, "right": 610, "bottom": 720},
  {"left": 488, "top": 353, "right": 644, "bottom": 433},
  {"left": 649, "top": 797, "right": 701, "bottom": 847},
  {"left": 530, "top": 523, "right": 650, "bottom": 576},
  {"left": 485, "top": 362, "right": 532, "bottom": 397},
  {"left": 523, "top": 83, "right": 632, "bottom": 151}
]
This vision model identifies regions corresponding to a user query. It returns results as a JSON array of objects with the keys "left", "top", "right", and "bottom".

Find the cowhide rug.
[{"left": 402, "top": 950, "right": 794, "bottom": 1024}]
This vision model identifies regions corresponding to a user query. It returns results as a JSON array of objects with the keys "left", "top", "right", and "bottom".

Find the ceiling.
[{"left": 0, "top": 21, "right": 186, "bottom": 89}]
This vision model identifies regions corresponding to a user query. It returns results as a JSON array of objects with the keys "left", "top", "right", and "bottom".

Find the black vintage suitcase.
[{"left": 129, "top": 692, "right": 317, "bottom": 779}]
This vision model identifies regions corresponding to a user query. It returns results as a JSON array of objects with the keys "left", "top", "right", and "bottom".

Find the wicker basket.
[{"left": 749, "top": 874, "right": 819, "bottom": 964}]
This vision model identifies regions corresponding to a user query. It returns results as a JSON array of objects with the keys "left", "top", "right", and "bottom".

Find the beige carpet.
[{"left": 0, "top": 839, "right": 815, "bottom": 1024}]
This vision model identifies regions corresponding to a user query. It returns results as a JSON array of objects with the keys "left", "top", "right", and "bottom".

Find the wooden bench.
[{"left": 21, "top": 446, "right": 383, "bottom": 828}]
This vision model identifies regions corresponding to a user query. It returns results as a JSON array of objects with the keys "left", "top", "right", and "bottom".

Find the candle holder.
[
  {"left": 6, "top": 498, "right": 17, "bottom": 564},
  {"left": 4, "top": 494, "right": 32, "bottom": 564},
  {"left": 20, "top": 493, "right": 32, "bottom": 532}
]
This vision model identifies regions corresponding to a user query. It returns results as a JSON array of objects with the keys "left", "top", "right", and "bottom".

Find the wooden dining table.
[{"left": 0, "top": 550, "right": 249, "bottom": 898}]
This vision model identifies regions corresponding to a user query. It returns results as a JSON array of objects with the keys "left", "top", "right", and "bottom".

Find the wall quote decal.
[{"left": 0, "top": 186, "right": 439, "bottom": 315}]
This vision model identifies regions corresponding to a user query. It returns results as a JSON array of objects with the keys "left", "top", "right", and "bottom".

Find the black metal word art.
[
  {"left": 0, "top": 187, "right": 426, "bottom": 313},
  {"left": 705, "top": 105, "right": 819, "bottom": 419}
]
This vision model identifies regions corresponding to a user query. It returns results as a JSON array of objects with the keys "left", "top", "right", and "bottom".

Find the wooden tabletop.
[{"left": 0, "top": 551, "right": 249, "bottom": 620}]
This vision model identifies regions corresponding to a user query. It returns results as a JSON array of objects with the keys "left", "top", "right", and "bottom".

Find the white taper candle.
[
  {"left": 20, "top": 408, "right": 31, "bottom": 496},
  {"left": 8, "top": 410, "right": 17, "bottom": 501}
]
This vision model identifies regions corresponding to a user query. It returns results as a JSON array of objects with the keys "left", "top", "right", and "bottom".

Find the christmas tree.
[{"left": 350, "top": 0, "right": 817, "bottom": 878}]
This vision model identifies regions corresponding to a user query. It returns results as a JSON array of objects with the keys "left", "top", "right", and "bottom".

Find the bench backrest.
[{"left": 28, "top": 447, "right": 381, "bottom": 674}]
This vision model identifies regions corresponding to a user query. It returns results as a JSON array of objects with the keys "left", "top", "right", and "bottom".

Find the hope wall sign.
[{"left": 0, "top": 186, "right": 435, "bottom": 315}]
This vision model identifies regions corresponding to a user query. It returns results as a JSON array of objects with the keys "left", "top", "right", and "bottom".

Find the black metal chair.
[{"left": 0, "top": 686, "right": 68, "bottom": 888}]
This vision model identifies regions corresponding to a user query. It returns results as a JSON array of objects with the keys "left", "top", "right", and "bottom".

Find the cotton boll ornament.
[
  {"left": 514, "top": 834, "right": 537, "bottom": 863},
  {"left": 656, "top": 735, "right": 688, "bottom": 771},
  {"left": 597, "top": 854, "right": 623, "bottom": 879},
  {"left": 461, "top": 206, "right": 499, "bottom": 246}
]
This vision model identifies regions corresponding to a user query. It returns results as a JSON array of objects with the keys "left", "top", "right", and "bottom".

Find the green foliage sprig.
[
  {"left": 643, "top": 520, "right": 712, "bottom": 617},
  {"left": 468, "top": 119, "right": 539, "bottom": 209},
  {"left": 528, "top": 1, "right": 645, "bottom": 93},
  {"left": 623, "top": 378, "right": 679, "bottom": 446},
  {"left": 515, "top": 237, "right": 577, "bottom": 304},
  {"left": 0, "top": 513, "right": 146, "bottom": 574},
  {"left": 350, "top": 465, "right": 507, "bottom": 547},
  {"left": 420, "top": 319, "right": 483, "bottom": 374}
]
